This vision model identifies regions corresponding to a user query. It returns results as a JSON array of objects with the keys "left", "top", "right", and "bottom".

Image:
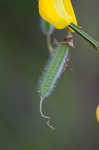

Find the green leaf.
[{"left": 69, "top": 23, "right": 99, "bottom": 50}]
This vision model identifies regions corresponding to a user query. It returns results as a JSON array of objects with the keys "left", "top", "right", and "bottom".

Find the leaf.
[{"left": 69, "top": 23, "right": 99, "bottom": 50}]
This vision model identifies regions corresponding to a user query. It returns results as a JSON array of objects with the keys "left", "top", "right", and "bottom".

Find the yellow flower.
[
  {"left": 38, "top": 0, "right": 77, "bottom": 30},
  {"left": 96, "top": 105, "right": 99, "bottom": 123}
]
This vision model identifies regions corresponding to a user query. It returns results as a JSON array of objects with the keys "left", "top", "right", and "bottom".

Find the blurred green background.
[{"left": 0, "top": 0, "right": 99, "bottom": 150}]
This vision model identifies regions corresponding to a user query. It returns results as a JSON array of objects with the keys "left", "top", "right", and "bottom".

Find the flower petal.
[{"left": 39, "top": 0, "right": 77, "bottom": 30}]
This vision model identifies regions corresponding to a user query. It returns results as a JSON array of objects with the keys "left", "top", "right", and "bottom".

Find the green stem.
[
  {"left": 46, "top": 34, "right": 53, "bottom": 55},
  {"left": 69, "top": 23, "right": 99, "bottom": 50}
]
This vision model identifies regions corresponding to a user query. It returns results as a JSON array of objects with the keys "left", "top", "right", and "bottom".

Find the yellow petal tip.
[{"left": 96, "top": 105, "right": 99, "bottom": 123}]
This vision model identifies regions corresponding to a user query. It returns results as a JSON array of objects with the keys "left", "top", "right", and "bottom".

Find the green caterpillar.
[{"left": 39, "top": 44, "right": 69, "bottom": 129}]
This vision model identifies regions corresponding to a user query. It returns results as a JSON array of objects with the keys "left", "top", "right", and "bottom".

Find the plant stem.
[
  {"left": 69, "top": 23, "right": 99, "bottom": 50},
  {"left": 46, "top": 34, "right": 53, "bottom": 55}
]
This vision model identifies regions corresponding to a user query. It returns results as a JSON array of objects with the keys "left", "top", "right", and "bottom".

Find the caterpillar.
[{"left": 38, "top": 44, "right": 69, "bottom": 130}]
